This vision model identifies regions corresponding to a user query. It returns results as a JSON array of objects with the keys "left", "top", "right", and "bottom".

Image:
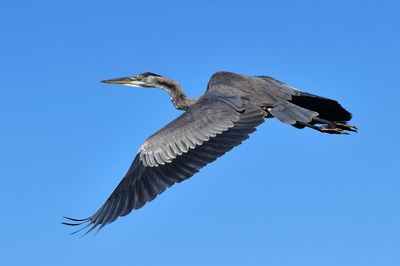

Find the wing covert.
[{"left": 139, "top": 96, "right": 243, "bottom": 167}]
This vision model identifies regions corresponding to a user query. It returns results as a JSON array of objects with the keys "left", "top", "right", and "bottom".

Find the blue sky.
[{"left": 0, "top": 0, "right": 399, "bottom": 265}]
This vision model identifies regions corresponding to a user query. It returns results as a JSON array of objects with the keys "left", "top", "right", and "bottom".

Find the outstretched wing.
[{"left": 63, "top": 96, "right": 265, "bottom": 234}]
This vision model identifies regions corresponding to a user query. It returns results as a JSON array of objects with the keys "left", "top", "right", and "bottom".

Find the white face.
[
  {"left": 124, "top": 84, "right": 140, "bottom": 87},
  {"left": 128, "top": 76, "right": 159, "bottom": 88},
  {"left": 123, "top": 82, "right": 146, "bottom": 87}
]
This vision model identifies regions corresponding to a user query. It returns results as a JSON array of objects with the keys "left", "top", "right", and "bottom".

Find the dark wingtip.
[
  {"left": 62, "top": 222, "right": 86, "bottom": 226},
  {"left": 62, "top": 216, "right": 98, "bottom": 237},
  {"left": 63, "top": 216, "right": 90, "bottom": 222}
]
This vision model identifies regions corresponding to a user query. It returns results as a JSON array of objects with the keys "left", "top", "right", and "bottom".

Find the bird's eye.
[{"left": 132, "top": 76, "right": 142, "bottom": 81}]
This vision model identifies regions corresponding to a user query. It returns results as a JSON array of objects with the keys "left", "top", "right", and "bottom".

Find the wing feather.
[
  {"left": 64, "top": 99, "right": 265, "bottom": 234},
  {"left": 139, "top": 97, "right": 241, "bottom": 167}
]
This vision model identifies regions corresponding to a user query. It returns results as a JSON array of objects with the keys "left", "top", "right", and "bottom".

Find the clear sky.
[{"left": 1, "top": 0, "right": 399, "bottom": 265}]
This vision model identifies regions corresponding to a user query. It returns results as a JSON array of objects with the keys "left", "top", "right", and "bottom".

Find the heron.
[{"left": 63, "top": 71, "right": 357, "bottom": 235}]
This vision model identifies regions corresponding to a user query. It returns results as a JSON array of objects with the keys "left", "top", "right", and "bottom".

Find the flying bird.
[{"left": 63, "top": 71, "right": 357, "bottom": 234}]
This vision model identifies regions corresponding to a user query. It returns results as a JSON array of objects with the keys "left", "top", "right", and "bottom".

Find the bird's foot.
[
  {"left": 311, "top": 117, "right": 357, "bottom": 134},
  {"left": 333, "top": 122, "right": 358, "bottom": 133},
  {"left": 319, "top": 122, "right": 357, "bottom": 135},
  {"left": 319, "top": 124, "right": 348, "bottom": 134}
]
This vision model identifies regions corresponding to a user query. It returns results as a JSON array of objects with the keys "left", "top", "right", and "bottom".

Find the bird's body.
[{"left": 64, "top": 71, "right": 356, "bottom": 234}]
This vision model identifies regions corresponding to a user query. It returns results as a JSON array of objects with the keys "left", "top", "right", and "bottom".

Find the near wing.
[{"left": 63, "top": 96, "right": 265, "bottom": 234}]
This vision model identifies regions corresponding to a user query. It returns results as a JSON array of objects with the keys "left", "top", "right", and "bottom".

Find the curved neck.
[{"left": 156, "top": 78, "right": 197, "bottom": 111}]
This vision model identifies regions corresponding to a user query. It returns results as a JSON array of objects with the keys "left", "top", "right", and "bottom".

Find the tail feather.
[
  {"left": 290, "top": 93, "right": 352, "bottom": 122},
  {"left": 267, "top": 94, "right": 354, "bottom": 132}
]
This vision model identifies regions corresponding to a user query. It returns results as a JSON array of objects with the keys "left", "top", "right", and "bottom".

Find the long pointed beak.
[{"left": 101, "top": 77, "right": 132, "bottom": 85}]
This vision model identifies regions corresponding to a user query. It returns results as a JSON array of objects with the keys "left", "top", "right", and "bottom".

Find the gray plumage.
[{"left": 63, "top": 71, "right": 356, "bottom": 235}]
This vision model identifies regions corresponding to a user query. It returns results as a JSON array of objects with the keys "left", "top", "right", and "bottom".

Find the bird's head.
[
  {"left": 101, "top": 72, "right": 165, "bottom": 88},
  {"left": 101, "top": 72, "right": 193, "bottom": 110}
]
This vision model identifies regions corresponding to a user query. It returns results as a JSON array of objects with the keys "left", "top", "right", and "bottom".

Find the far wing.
[{"left": 254, "top": 76, "right": 351, "bottom": 122}]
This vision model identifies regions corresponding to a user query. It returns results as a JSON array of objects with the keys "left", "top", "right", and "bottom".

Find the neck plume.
[{"left": 156, "top": 77, "right": 197, "bottom": 111}]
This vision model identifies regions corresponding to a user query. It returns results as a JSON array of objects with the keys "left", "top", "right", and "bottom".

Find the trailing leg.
[{"left": 296, "top": 118, "right": 357, "bottom": 135}]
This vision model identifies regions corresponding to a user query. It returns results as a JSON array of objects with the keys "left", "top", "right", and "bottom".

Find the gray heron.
[{"left": 63, "top": 71, "right": 356, "bottom": 235}]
